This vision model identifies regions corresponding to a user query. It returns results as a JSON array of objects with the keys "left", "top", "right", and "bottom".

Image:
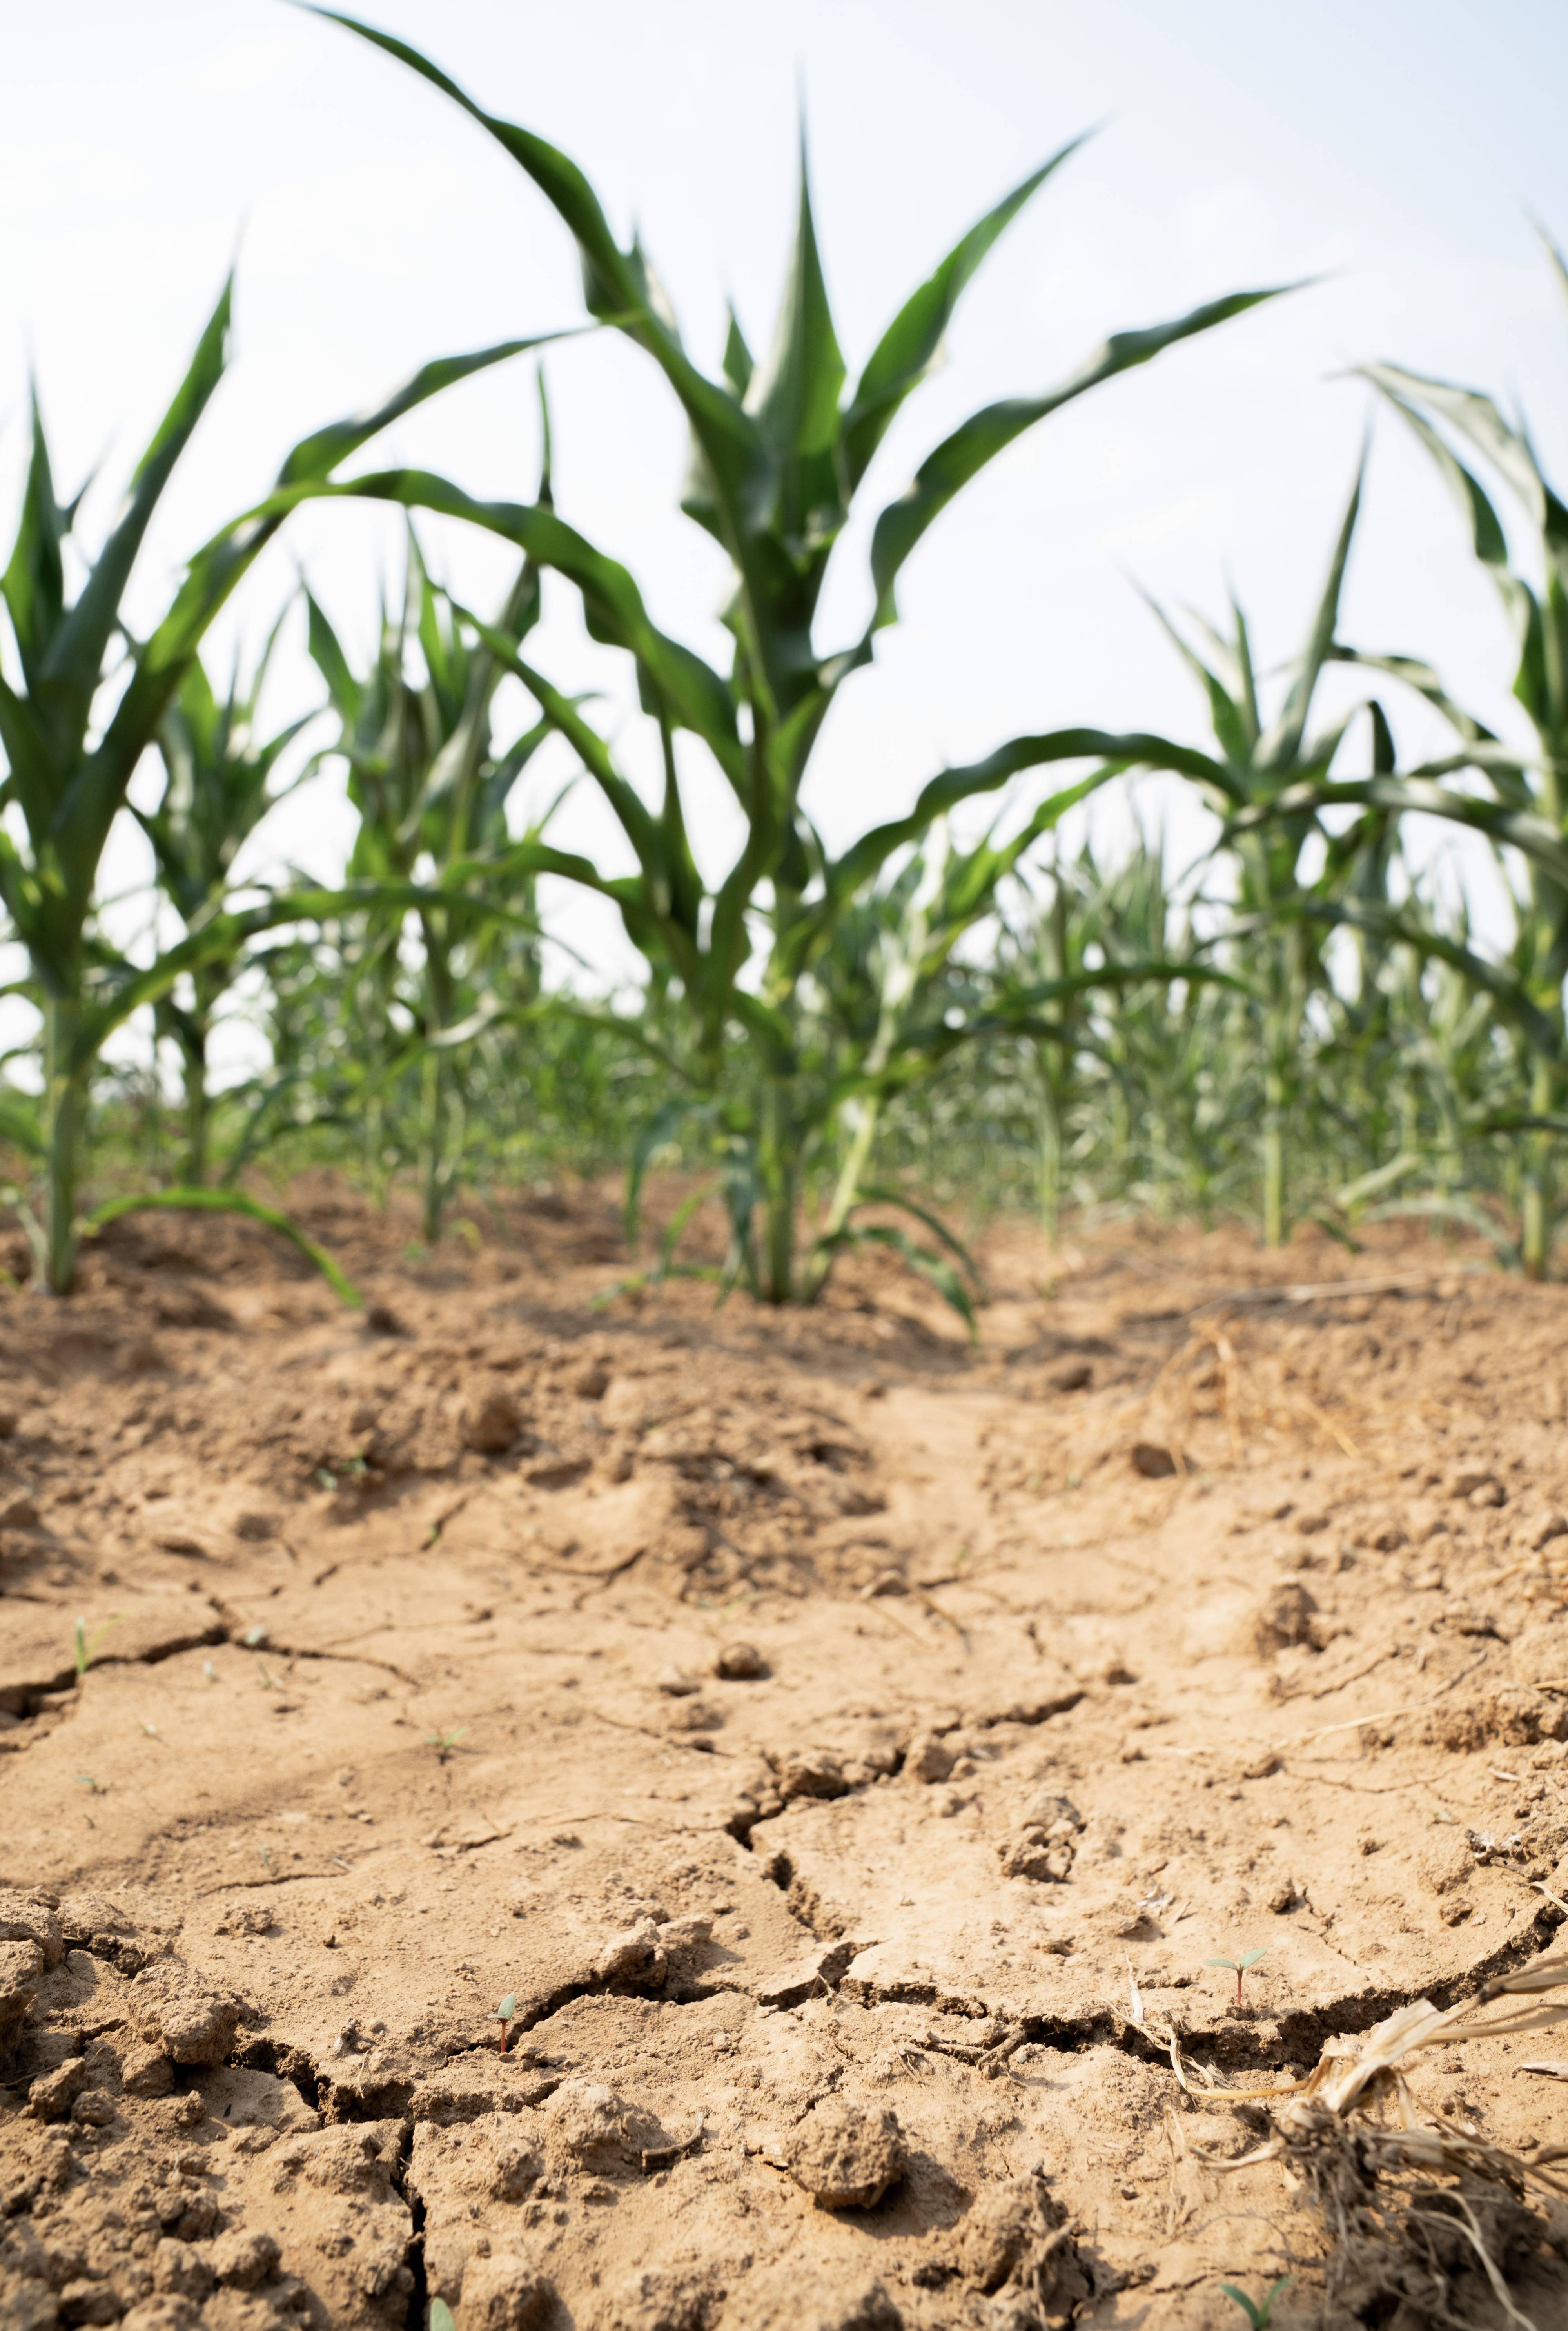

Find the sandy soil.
[{"left": 5, "top": 1183, "right": 1568, "bottom": 2331}]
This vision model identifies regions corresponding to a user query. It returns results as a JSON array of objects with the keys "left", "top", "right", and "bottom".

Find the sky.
[{"left": 2, "top": 0, "right": 1567, "bottom": 1079}]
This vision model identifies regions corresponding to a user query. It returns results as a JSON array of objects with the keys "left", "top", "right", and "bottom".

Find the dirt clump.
[{"left": 785, "top": 2097, "right": 906, "bottom": 2208}]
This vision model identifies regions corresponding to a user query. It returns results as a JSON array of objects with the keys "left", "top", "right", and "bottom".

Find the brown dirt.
[{"left": 5, "top": 1181, "right": 1568, "bottom": 2331}]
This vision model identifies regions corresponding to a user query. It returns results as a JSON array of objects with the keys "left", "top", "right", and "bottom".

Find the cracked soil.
[{"left": 5, "top": 1182, "right": 1568, "bottom": 2329}]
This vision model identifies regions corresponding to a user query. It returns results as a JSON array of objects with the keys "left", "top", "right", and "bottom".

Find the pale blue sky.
[{"left": 2, "top": 0, "right": 1566, "bottom": 1062}]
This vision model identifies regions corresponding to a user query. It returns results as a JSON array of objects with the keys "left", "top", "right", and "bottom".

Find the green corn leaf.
[
  {"left": 1, "top": 393, "right": 70, "bottom": 689},
  {"left": 1365, "top": 361, "right": 1565, "bottom": 542},
  {"left": 1227, "top": 775, "right": 1568, "bottom": 892},
  {"left": 814, "top": 1219, "right": 976, "bottom": 1335},
  {"left": 722, "top": 306, "right": 754, "bottom": 397},
  {"left": 1258, "top": 454, "right": 1363, "bottom": 769},
  {"left": 48, "top": 280, "right": 233, "bottom": 749},
  {"left": 843, "top": 139, "right": 1085, "bottom": 490},
  {"left": 313, "top": 13, "right": 767, "bottom": 551},
  {"left": 852, "top": 1184, "right": 983, "bottom": 1288},
  {"left": 747, "top": 129, "right": 845, "bottom": 517},
  {"left": 82, "top": 1188, "right": 361, "bottom": 1308},
  {"left": 867, "top": 285, "right": 1296, "bottom": 628}
]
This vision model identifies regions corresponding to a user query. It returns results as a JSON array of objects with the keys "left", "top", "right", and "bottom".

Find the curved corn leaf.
[
  {"left": 82, "top": 1188, "right": 361, "bottom": 1307},
  {"left": 842, "top": 139, "right": 1086, "bottom": 491},
  {"left": 851, "top": 1183, "right": 983, "bottom": 1290},
  {"left": 812, "top": 1217, "right": 976, "bottom": 1335},
  {"left": 867, "top": 285, "right": 1296, "bottom": 629},
  {"left": 1225, "top": 775, "right": 1568, "bottom": 891}
]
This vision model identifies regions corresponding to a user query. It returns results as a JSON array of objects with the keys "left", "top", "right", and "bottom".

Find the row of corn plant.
[{"left": 5, "top": 13, "right": 1567, "bottom": 1291}]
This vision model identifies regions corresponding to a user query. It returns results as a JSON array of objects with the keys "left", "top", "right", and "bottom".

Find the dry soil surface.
[{"left": 5, "top": 1186, "right": 1568, "bottom": 2331}]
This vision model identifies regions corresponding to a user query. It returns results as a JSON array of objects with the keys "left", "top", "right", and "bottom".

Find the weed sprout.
[
  {"left": 495, "top": 1993, "right": 517, "bottom": 2056},
  {"left": 1218, "top": 2275, "right": 1292, "bottom": 2328},
  {"left": 74, "top": 1615, "right": 118, "bottom": 1675},
  {"left": 1206, "top": 1948, "right": 1266, "bottom": 2008}
]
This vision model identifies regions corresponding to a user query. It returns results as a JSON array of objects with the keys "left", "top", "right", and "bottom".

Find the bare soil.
[{"left": 5, "top": 1182, "right": 1568, "bottom": 2331}]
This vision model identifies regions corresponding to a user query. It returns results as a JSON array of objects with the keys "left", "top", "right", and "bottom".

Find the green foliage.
[
  {"left": 1218, "top": 2275, "right": 1293, "bottom": 2329},
  {"left": 0, "top": 282, "right": 543, "bottom": 1290},
  {"left": 294, "top": 14, "right": 1285, "bottom": 1308}
]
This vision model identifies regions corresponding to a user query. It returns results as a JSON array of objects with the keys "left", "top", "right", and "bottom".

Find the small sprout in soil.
[
  {"left": 495, "top": 1992, "right": 517, "bottom": 2055},
  {"left": 316, "top": 1468, "right": 337, "bottom": 1491},
  {"left": 260, "top": 1845, "right": 272, "bottom": 1871},
  {"left": 141, "top": 1721, "right": 160, "bottom": 1740},
  {"left": 243, "top": 1624, "right": 268, "bottom": 1648},
  {"left": 429, "top": 2300, "right": 457, "bottom": 2331},
  {"left": 257, "top": 1665, "right": 278, "bottom": 1690},
  {"left": 202, "top": 1660, "right": 218, "bottom": 1682},
  {"left": 346, "top": 1453, "right": 368, "bottom": 1480},
  {"left": 426, "top": 1725, "right": 468, "bottom": 1760},
  {"left": 1218, "top": 2274, "right": 1292, "bottom": 2328},
  {"left": 76, "top": 1774, "right": 104, "bottom": 1794},
  {"left": 424, "top": 1520, "right": 443, "bottom": 1551},
  {"left": 1207, "top": 1948, "right": 1267, "bottom": 2008},
  {"left": 74, "top": 1614, "right": 119, "bottom": 1675}
]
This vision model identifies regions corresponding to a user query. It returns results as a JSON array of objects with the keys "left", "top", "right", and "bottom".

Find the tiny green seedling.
[
  {"left": 257, "top": 1664, "right": 278, "bottom": 1691},
  {"left": 316, "top": 1467, "right": 338, "bottom": 1491},
  {"left": 495, "top": 1992, "right": 517, "bottom": 2055},
  {"left": 1207, "top": 1949, "right": 1267, "bottom": 2008},
  {"left": 243, "top": 1624, "right": 268, "bottom": 1648},
  {"left": 429, "top": 2300, "right": 457, "bottom": 2331},
  {"left": 74, "top": 1614, "right": 119, "bottom": 1675},
  {"left": 424, "top": 1520, "right": 443, "bottom": 1551},
  {"left": 76, "top": 1774, "right": 104, "bottom": 1795},
  {"left": 426, "top": 1726, "right": 468, "bottom": 1760},
  {"left": 202, "top": 1660, "right": 218, "bottom": 1683},
  {"left": 1218, "top": 2273, "right": 1292, "bottom": 2328},
  {"left": 260, "top": 1846, "right": 272, "bottom": 1872}
]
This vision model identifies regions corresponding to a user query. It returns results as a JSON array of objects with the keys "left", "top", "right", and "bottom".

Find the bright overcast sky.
[{"left": 4, "top": 0, "right": 1568, "bottom": 1061}]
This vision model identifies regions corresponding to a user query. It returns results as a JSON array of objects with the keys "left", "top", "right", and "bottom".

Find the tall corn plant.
[
  {"left": 0, "top": 283, "right": 548, "bottom": 1289},
  {"left": 136, "top": 611, "right": 313, "bottom": 1184},
  {"left": 307, "top": 12, "right": 1289, "bottom": 1302}
]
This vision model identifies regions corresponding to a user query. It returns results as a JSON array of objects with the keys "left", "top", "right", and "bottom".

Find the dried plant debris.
[{"left": 1182, "top": 1953, "right": 1568, "bottom": 2327}]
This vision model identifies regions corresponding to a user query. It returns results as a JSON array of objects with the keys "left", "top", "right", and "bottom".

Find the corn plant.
[
  {"left": 304, "top": 513, "right": 557, "bottom": 1241},
  {"left": 1093, "top": 470, "right": 1412, "bottom": 1243},
  {"left": 135, "top": 610, "right": 314, "bottom": 1183},
  {"left": 0, "top": 281, "right": 544, "bottom": 1290},
  {"left": 300, "top": 11, "right": 1289, "bottom": 1303},
  {"left": 1241, "top": 251, "right": 1568, "bottom": 1273}
]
